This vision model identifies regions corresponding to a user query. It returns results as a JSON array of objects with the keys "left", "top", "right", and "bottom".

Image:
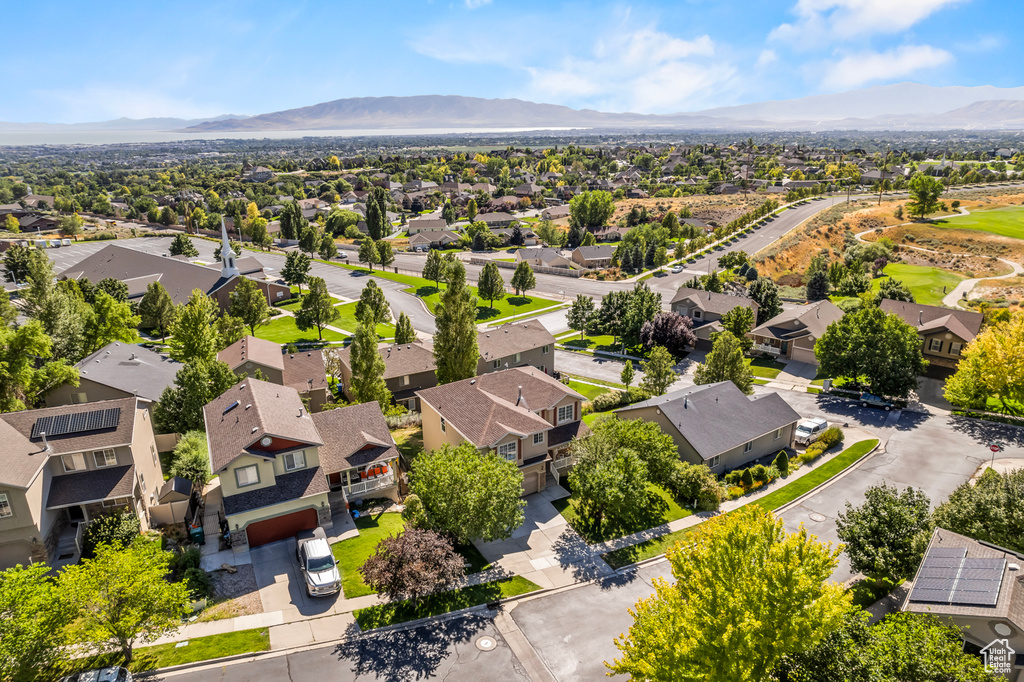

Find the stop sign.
[{"left": 990, "top": 445, "right": 1001, "bottom": 452}]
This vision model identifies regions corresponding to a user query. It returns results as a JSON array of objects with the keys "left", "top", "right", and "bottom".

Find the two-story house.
[
  {"left": 669, "top": 288, "right": 760, "bottom": 349},
  {"left": 416, "top": 367, "right": 590, "bottom": 495},
  {"left": 336, "top": 340, "right": 438, "bottom": 412},
  {"left": 748, "top": 300, "right": 844, "bottom": 365},
  {"left": 879, "top": 299, "right": 983, "bottom": 370},
  {"left": 478, "top": 321, "right": 557, "bottom": 377},
  {"left": 0, "top": 397, "right": 163, "bottom": 569},
  {"left": 218, "top": 336, "right": 331, "bottom": 412},
  {"left": 45, "top": 341, "right": 181, "bottom": 407}
]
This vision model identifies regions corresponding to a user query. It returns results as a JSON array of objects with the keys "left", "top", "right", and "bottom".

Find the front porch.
[{"left": 326, "top": 458, "right": 400, "bottom": 504}]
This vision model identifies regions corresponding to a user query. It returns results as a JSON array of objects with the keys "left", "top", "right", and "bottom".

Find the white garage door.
[
  {"left": 522, "top": 473, "right": 539, "bottom": 496},
  {"left": 791, "top": 346, "right": 817, "bottom": 365}
]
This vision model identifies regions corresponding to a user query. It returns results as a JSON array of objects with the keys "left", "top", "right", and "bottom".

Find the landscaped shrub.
[
  {"left": 741, "top": 468, "right": 754, "bottom": 487},
  {"left": 751, "top": 464, "right": 769, "bottom": 483},
  {"left": 170, "top": 545, "right": 201, "bottom": 579},
  {"left": 774, "top": 450, "right": 790, "bottom": 476},
  {"left": 724, "top": 470, "right": 743, "bottom": 486},
  {"left": 818, "top": 426, "right": 844, "bottom": 449},
  {"left": 81, "top": 512, "right": 141, "bottom": 559},
  {"left": 667, "top": 461, "right": 722, "bottom": 511},
  {"left": 591, "top": 391, "right": 625, "bottom": 412},
  {"left": 183, "top": 566, "right": 214, "bottom": 600},
  {"left": 385, "top": 411, "right": 421, "bottom": 429}
]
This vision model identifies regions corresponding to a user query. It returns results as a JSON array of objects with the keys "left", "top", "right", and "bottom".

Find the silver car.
[
  {"left": 58, "top": 667, "right": 132, "bottom": 682},
  {"left": 296, "top": 527, "right": 341, "bottom": 597}
]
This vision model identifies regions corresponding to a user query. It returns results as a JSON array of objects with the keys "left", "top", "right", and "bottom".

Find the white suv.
[
  {"left": 296, "top": 527, "right": 341, "bottom": 597},
  {"left": 795, "top": 417, "right": 828, "bottom": 445}
]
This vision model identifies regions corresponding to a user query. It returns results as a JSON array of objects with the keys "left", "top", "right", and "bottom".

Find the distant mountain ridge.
[{"left": 0, "top": 114, "right": 249, "bottom": 132}]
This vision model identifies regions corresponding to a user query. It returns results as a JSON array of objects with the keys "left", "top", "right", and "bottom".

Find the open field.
[
  {"left": 871, "top": 263, "right": 963, "bottom": 307},
  {"left": 934, "top": 205, "right": 1024, "bottom": 240}
]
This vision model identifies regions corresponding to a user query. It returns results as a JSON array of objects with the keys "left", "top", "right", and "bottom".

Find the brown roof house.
[
  {"left": 336, "top": 340, "right": 438, "bottom": 412},
  {"left": 670, "top": 288, "right": 759, "bottom": 349},
  {"left": 903, "top": 528, "right": 1024, "bottom": 678},
  {"left": 514, "top": 247, "right": 574, "bottom": 269},
  {"left": 0, "top": 397, "right": 164, "bottom": 570},
  {"left": 203, "top": 380, "right": 399, "bottom": 547},
  {"left": 615, "top": 382, "right": 799, "bottom": 474},
  {"left": 879, "top": 300, "right": 984, "bottom": 369},
  {"left": 46, "top": 341, "right": 182, "bottom": 407},
  {"left": 478, "top": 321, "right": 557, "bottom": 377},
  {"left": 416, "top": 367, "right": 590, "bottom": 496},
  {"left": 408, "top": 230, "right": 461, "bottom": 250},
  {"left": 218, "top": 336, "right": 330, "bottom": 412},
  {"left": 748, "top": 300, "right": 844, "bottom": 365},
  {"left": 570, "top": 245, "right": 615, "bottom": 269}
]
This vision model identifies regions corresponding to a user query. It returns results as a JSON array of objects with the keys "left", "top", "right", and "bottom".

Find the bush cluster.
[
  {"left": 800, "top": 426, "right": 844, "bottom": 462},
  {"left": 170, "top": 545, "right": 213, "bottom": 600},
  {"left": 590, "top": 387, "right": 651, "bottom": 412},
  {"left": 665, "top": 461, "right": 722, "bottom": 511}
]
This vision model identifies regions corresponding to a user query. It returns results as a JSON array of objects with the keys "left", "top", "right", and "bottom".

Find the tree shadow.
[
  {"left": 947, "top": 413, "right": 1024, "bottom": 447},
  {"left": 506, "top": 295, "right": 532, "bottom": 306},
  {"left": 413, "top": 285, "right": 440, "bottom": 297},
  {"left": 550, "top": 529, "right": 623, "bottom": 587}
]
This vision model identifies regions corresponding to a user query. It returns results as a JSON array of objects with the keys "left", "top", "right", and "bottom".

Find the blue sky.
[{"left": 2, "top": 0, "right": 1020, "bottom": 123}]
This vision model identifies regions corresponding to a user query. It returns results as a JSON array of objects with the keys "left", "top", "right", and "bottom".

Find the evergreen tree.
[
  {"left": 442, "top": 202, "right": 455, "bottom": 225},
  {"left": 509, "top": 223, "right": 524, "bottom": 246},
  {"left": 433, "top": 260, "right": 479, "bottom": 384},
  {"left": 350, "top": 309, "right": 392, "bottom": 407},
  {"left": 749, "top": 276, "right": 783, "bottom": 325},
  {"left": 477, "top": 261, "right": 506, "bottom": 310},
  {"left": 168, "top": 233, "right": 198, "bottom": 257},
  {"left": 394, "top": 311, "right": 416, "bottom": 344},
  {"left": 621, "top": 360, "right": 635, "bottom": 388},
  {"left": 295, "top": 277, "right": 340, "bottom": 341},
  {"left": 510, "top": 260, "right": 536, "bottom": 296},
  {"left": 466, "top": 198, "right": 478, "bottom": 221},
  {"left": 806, "top": 270, "right": 831, "bottom": 301},
  {"left": 139, "top": 282, "right": 176, "bottom": 340}
]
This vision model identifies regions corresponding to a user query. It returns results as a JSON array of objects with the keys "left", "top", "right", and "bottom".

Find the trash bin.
[{"left": 189, "top": 524, "right": 205, "bottom": 545}]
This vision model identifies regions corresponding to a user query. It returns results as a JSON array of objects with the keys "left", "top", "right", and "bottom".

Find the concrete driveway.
[{"left": 251, "top": 539, "right": 337, "bottom": 621}]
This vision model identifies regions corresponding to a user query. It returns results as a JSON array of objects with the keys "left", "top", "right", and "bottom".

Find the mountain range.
[{"left": 0, "top": 114, "right": 249, "bottom": 132}]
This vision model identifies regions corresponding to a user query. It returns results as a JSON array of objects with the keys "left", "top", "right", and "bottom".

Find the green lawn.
[
  {"left": 391, "top": 426, "right": 423, "bottom": 460},
  {"left": 934, "top": 205, "right": 1024, "bottom": 240},
  {"left": 748, "top": 357, "right": 785, "bottom": 379},
  {"left": 333, "top": 301, "right": 396, "bottom": 339},
  {"left": 332, "top": 511, "right": 489, "bottom": 598},
  {"left": 553, "top": 483, "right": 692, "bottom": 544},
  {"left": 62, "top": 628, "right": 270, "bottom": 674},
  {"left": 602, "top": 439, "right": 878, "bottom": 568},
  {"left": 567, "top": 380, "right": 610, "bottom": 401},
  {"left": 354, "top": 576, "right": 541, "bottom": 630},
  {"left": 870, "top": 264, "right": 963, "bottom": 307},
  {"left": 254, "top": 316, "right": 348, "bottom": 345},
  {"left": 408, "top": 286, "right": 558, "bottom": 322}
]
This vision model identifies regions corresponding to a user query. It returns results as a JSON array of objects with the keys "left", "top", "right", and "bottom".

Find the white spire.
[{"left": 220, "top": 217, "right": 239, "bottom": 278}]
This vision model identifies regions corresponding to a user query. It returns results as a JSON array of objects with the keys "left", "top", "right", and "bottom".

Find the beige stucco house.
[
  {"left": 748, "top": 300, "right": 844, "bottom": 365},
  {"left": 477, "top": 321, "right": 557, "bottom": 377},
  {"left": 879, "top": 299, "right": 983, "bottom": 370},
  {"left": 218, "top": 336, "right": 331, "bottom": 412},
  {"left": 669, "top": 287, "right": 759, "bottom": 349}
]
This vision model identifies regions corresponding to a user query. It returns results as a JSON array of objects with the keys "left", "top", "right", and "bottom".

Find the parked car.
[
  {"left": 795, "top": 417, "right": 828, "bottom": 445},
  {"left": 58, "top": 667, "right": 131, "bottom": 682},
  {"left": 859, "top": 392, "right": 893, "bottom": 411},
  {"left": 338, "top": 251, "right": 348, "bottom": 259},
  {"left": 671, "top": 265, "right": 684, "bottom": 273},
  {"left": 296, "top": 527, "right": 341, "bottom": 597}
]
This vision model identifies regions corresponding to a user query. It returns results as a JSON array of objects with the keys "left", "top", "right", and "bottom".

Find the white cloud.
[
  {"left": 464, "top": 0, "right": 491, "bottom": 8},
  {"left": 33, "top": 85, "right": 224, "bottom": 122},
  {"left": 771, "top": 0, "right": 965, "bottom": 44},
  {"left": 823, "top": 44, "right": 953, "bottom": 89},
  {"left": 757, "top": 49, "right": 778, "bottom": 68}
]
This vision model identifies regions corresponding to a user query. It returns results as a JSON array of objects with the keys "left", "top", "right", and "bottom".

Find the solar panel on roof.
[
  {"left": 910, "top": 551, "right": 1006, "bottom": 607},
  {"left": 31, "top": 407, "right": 121, "bottom": 439}
]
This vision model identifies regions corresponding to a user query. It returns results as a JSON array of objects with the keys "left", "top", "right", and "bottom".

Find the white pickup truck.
[{"left": 795, "top": 417, "right": 829, "bottom": 445}]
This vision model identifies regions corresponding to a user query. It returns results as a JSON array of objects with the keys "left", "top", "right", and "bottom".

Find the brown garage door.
[
  {"left": 522, "top": 473, "right": 539, "bottom": 496},
  {"left": 245, "top": 508, "right": 318, "bottom": 547}
]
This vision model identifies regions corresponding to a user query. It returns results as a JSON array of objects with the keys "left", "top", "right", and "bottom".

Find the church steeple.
[{"left": 220, "top": 217, "right": 239, "bottom": 278}]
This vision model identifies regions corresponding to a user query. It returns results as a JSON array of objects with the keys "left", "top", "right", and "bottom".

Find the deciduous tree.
[
  {"left": 836, "top": 483, "right": 933, "bottom": 581},
  {"left": 933, "top": 467, "right": 1024, "bottom": 553},
  {"left": 749, "top": 276, "right": 782, "bottom": 325},
  {"left": 873, "top": 277, "right": 915, "bottom": 305},
  {"left": 168, "top": 430, "right": 211, "bottom": 488},
  {"left": 694, "top": 330, "right": 753, "bottom": 394},
  {"left": 282, "top": 250, "right": 311, "bottom": 294},
  {"left": 168, "top": 233, "right": 198, "bottom": 257},
  {"left": 720, "top": 305, "right": 755, "bottom": 351},
  {"left": 365, "top": 186, "right": 390, "bottom": 241},
  {"left": 376, "top": 239, "right": 395, "bottom": 268},
  {"left": 355, "top": 279, "right": 389, "bottom": 327},
  {"left": 568, "top": 436, "right": 649, "bottom": 534},
  {"left": 477, "top": 261, "right": 506, "bottom": 310},
  {"left": 433, "top": 260, "right": 479, "bottom": 384},
  {"left": 944, "top": 312, "right": 1024, "bottom": 411},
  {"left": 360, "top": 527, "right": 465, "bottom": 604},
  {"left": 85, "top": 291, "right": 140, "bottom": 353},
  {"left": 639, "top": 311, "right": 696, "bottom": 356},
  {"left": 422, "top": 249, "right": 444, "bottom": 290},
  {"left": 640, "top": 345, "right": 678, "bottom": 396},
  {"left": 0, "top": 562, "right": 73, "bottom": 681},
  {"left": 358, "top": 238, "right": 380, "bottom": 270},
  {"left": 168, "top": 289, "right": 219, "bottom": 363},
  {"left": 394, "top": 311, "right": 416, "bottom": 344},
  {"left": 295, "top": 276, "right": 340, "bottom": 340},
  {"left": 906, "top": 173, "right": 945, "bottom": 219},
  {"left": 153, "top": 360, "right": 237, "bottom": 433},
  {"left": 621, "top": 360, "right": 634, "bottom": 388},
  {"left": 0, "top": 321, "right": 78, "bottom": 412},
  {"left": 567, "top": 294, "right": 595, "bottom": 340},
  {"left": 510, "top": 260, "right": 536, "bottom": 297},
  {"left": 569, "top": 190, "right": 615, "bottom": 228},
  {"left": 230, "top": 277, "right": 271, "bottom": 336}
]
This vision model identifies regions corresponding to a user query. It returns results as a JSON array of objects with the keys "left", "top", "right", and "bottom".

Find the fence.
[{"left": 468, "top": 257, "right": 584, "bottom": 278}]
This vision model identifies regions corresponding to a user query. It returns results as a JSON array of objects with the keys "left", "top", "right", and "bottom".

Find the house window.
[
  {"left": 0, "top": 493, "right": 11, "bottom": 518},
  {"left": 440, "top": 417, "right": 446, "bottom": 433},
  {"left": 71, "top": 392, "right": 88, "bottom": 404},
  {"left": 533, "top": 432, "right": 545, "bottom": 445},
  {"left": 497, "top": 441, "right": 518, "bottom": 461},
  {"left": 101, "top": 497, "right": 129, "bottom": 508},
  {"left": 542, "top": 345, "right": 550, "bottom": 354},
  {"left": 744, "top": 441, "right": 753, "bottom": 453},
  {"left": 707, "top": 455, "right": 720, "bottom": 469},
  {"left": 400, "top": 375, "right": 410, "bottom": 387},
  {"left": 774, "top": 428, "right": 782, "bottom": 440},
  {"left": 928, "top": 339, "right": 943, "bottom": 353},
  {"left": 557, "top": 404, "right": 574, "bottom": 424},
  {"left": 283, "top": 450, "right": 306, "bottom": 472},
  {"left": 150, "top": 444, "right": 158, "bottom": 467},
  {"left": 693, "top": 310, "right": 702, "bottom": 319},
  {"left": 949, "top": 342, "right": 963, "bottom": 356},
  {"left": 235, "top": 465, "right": 260, "bottom": 488},
  {"left": 93, "top": 449, "right": 117, "bottom": 468},
  {"left": 493, "top": 359, "right": 501, "bottom": 370},
  {"left": 139, "top": 473, "right": 146, "bottom": 493},
  {"left": 62, "top": 453, "right": 86, "bottom": 472},
  {"left": 514, "top": 353, "right": 522, "bottom": 363}
]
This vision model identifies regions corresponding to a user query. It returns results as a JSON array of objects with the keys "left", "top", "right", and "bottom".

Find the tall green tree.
[
  {"left": 569, "top": 190, "right": 615, "bottom": 228},
  {"left": 376, "top": 239, "right": 395, "bottom": 268},
  {"left": 933, "top": 467, "right": 1024, "bottom": 553},
  {"left": 318, "top": 232, "right": 338, "bottom": 260},
  {"left": 298, "top": 224, "right": 318, "bottom": 256},
  {"left": 358, "top": 238, "right": 380, "bottom": 270},
  {"left": 0, "top": 562, "right": 73, "bottom": 681},
  {"left": 640, "top": 345, "right": 678, "bottom": 396},
  {"left": 0, "top": 288, "right": 16, "bottom": 326},
  {"left": 567, "top": 294, "right": 595, "bottom": 340},
  {"left": 60, "top": 540, "right": 190, "bottom": 667},
  {"left": 410, "top": 442, "right": 526, "bottom": 544},
  {"left": 815, "top": 306, "right": 927, "bottom": 398},
  {"left": 749, "top": 276, "right": 782, "bottom": 325},
  {"left": 355, "top": 279, "right": 389, "bottom": 327},
  {"left": 3, "top": 244, "right": 41, "bottom": 283},
  {"left": 510, "top": 260, "right": 536, "bottom": 297},
  {"left": 807, "top": 270, "right": 832, "bottom": 301},
  {"left": 568, "top": 435, "right": 649, "bottom": 534},
  {"left": 621, "top": 360, "right": 635, "bottom": 388},
  {"left": 295, "top": 276, "right": 340, "bottom": 341},
  {"left": 477, "top": 261, "right": 506, "bottom": 310},
  {"left": 23, "top": 254, "right": 87, "bottom": 363},
  {"left": 281, "top": 250, "right": 311, "bottom": 295},
  {"left": 590, "top": 416, "right": 682, "bottom": 489},
  {"left": 85, "top": 291, "right": 140, "bottom": 353},
  {"left": 442, "top": 202, "right": 455, "bottom": 225},
  {"left": 720, "top": 305, "right": 755, "bottom": 352},
  {"left": 906, "top": 173, "right": 945, "bottom": 219},
  {"left": 0, "top": 321, "right": 78, "bottom": 412},
  {"left": 433, "top": 260, "right": 479, "bottom": 384},
  {"left": 874, "top": 276, "right": 915, "bottom": 306},
  {"left": 422, "top": 249, "right": 445, "bottom": 290},
  {"left": 152, "top": 360, "right": 237, "bottom": 433},
  {"left": 96, "top": 278, "right": 129, "bottom": 303},
  {"left": 3, "top": 213, "right": 20, "bottom": 233},
  {"left": 694, "top": 330, "right": 753, "bottom": 394},
  {"left": 394, "top": 311, "right": 416, "bottom": 344},
  {"left": 836, "top": 483, "right": 933, "bottom": 582},
  {"left": 466, "top": 198, "right": 478, "bottom": 221},
  {"left": 365, "top": 187, "right": 390, "bottom": 241},
  {"left": 279, "top": 201, "right": 305, "bottom": 241},
  {"left": 168, "top": 430, "right": 211, "bottom": 488},
  {"left": 349, "top": 311, "right": 392, "bottom": 408},
  {"left": 622, "top": 282, "right": 663, "bottom": 348},
  {"left": 230, "top": 277, "right": 271, "bottom": 336},
  {"left": 168, "top": 289, "right": 219, "bottom": 363},
  {"left": 58, "top": 214, "right": 83, "bottom": 241},
  {"left": 944, "top": 311, "right": 1024, "bottom": 411},
  {"left": 608, "top": 507, "right": 849, "bottom": 682},
  {"left": 168, "top": 233, "right": 198, "bottom": 257}
]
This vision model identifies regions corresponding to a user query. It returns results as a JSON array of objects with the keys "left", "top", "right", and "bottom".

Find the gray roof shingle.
[
  {"left": 46, "top": 465, "right": 135, "bottom": 509},
  {"left": 72, "top": 342, "right": 181, "bottom": 402},
  {"left": 222, "top": 467, "right": 328, "bottom": 516}
]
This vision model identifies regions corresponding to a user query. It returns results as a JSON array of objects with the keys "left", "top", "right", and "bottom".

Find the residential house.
[
  {"left": 879, "top": 300, "right": 983, "bottom": 369},
  {"left": 570, "top": 245, "right": 615, "bottom": 269},
  {"left": 477, "top": 212, "right": 516, "bottom": 228},
  {"left": 0, "top": 397, "right": 163, "bottom": 569},
  {"left": 218, "top": 336, "right": 331, "bottom": 412},
  {"left": 46, "top": 342, "right": 181, "bottom": 408},
  {"left": 515, "top": 183, "right": 544, "bottom": 197},
  {"left": 416, "top": 367, "right": 590, "bottom": 495},
  {"left": 336, "top": 340, "right": 438, "bottom": 412},
  {"left": 903, "top": 528, "right": 1024, "bottom": 679},
  {"left": 478, "top": 321, "right": 556, "bottom": 376},
  {"left": 541, "top": 205, "right": 572, "bottom": 221},
  {"left": 408, "top": 230, "right": 461, "bottom": 250},
  {"left": 615, "top": 382, "right": 799, "bottom": 474},
  {"left": 748, "top": 300, "right": 844, "bottom": 365},
  {"left": 243, "top": 166, "right": 274, "bottom": 183},
  {"left": 491, "top": 227, "right": 539, "bottom": 246},
  {"left": 406, "top": 218, "right": 449, "bottom": 235},
  {"left": 514, "top": 247, "right": 574, "bottom": 269},
  {"left": 670, "top": 288, "right": 759, "bottom": 349},
  {"left": 312, "top": 401, "right": 400, "bottom": 506}
]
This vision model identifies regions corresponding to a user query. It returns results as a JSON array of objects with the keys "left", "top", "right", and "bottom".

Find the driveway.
[{"left": 251, "top": 539, "right": 337, "bottom": 621}]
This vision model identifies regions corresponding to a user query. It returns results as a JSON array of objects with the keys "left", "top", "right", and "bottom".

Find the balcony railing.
[
  {"left": 753, "top": 343, "right": 781, "bottom": 355},
  {"left": 552, "top": 454, "right": 575, "bottom": 470},
  {"left": 344, "top": 473, "right": 396, "bottom": 497}
]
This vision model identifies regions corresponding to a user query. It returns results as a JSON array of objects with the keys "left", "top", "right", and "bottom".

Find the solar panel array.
[
  {"left": 31, "top": 407, "right": 121, "bottom": 439},
  {"left": 910, "top": 546, "right": 1006, "bottom": 607}
]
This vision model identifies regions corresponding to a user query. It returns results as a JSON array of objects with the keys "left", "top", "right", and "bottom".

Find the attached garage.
[
  {"left": 245, "top": 508, "right": 318, "bottom": 547},
  {"left": 522, "top": 472, "right": 539, "bottom": 496},
  {"left": 790, "top": 346, "right": 817, "bottom": 365},
  {"left": 0, "top": 541, "right": 33, "bottom": 571}
]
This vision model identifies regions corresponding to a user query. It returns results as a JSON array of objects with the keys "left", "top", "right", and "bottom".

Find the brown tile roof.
[
  {"left": 219, "top": 336, "right": 285, "bottom": 373},
  {"left": 478, "top": 322, "right": 555, "bottom": 363},
  {"left": 281, "top": 349, "right": 328, "bottom": 393},
  {"left": 338, "top": 341, "right": 437, "bottom": 381},
  {"left": 222, "top": 467, "right": 328, "bottom": 516},
  {"left": 416, "top": 367, "right": 582, "bottom": 448},
  {"left": 311, "top": 402, "right": 398, "bottom": 473},
  {"left": 879, "top": 300, "right": 983, "bottom": 341},
  {"left": 0, "top": 419, "right": 48, "bottom": 489},
  {"left": 751, "top": 300, "right": 844, "bottom": 341},
  {"left": 670, "top": 287, "right": 759, "bottom": 317},
  {"left": 202, "top": 380, "right": 323, "bottom": 473},
  {"left": 0, "top": 397, "right": 138, "bottom": 459},
  {"left": 46, "top": 465, "right": 135, "bottom": 509}
]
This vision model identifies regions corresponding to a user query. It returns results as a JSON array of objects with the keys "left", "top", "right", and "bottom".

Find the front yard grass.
[
  {"left": 567, "top": 380, "right": 610, "bottom": 401},
  {"left": 354, "top": 576, "right": 540, "bottom": 630},
  {"left": 747, "top": 357, "right": 785, "bottom": 379},
  {"left": 333, "top": 301, "right": 396, "bottom": 339},
  {"left": 63, "top": 628, "right": 270, "bottom": 674},
  {"left": 332, "top": 511, "right": 489, "bottom": 598},
  {"left": 601, "top": 439, "right": 879, "bottom": 568},
  {"left": 254, "top": 316, "right": 348, "bottom": 345},
  {"left": 557, "top": 332, "right": 640, "bottom": 356},
  {"left": 409, "top": 285, "right": 557, "bottom": 322},
  {"left": 553, "top": 483, "right": 692, "bottom": 544}
]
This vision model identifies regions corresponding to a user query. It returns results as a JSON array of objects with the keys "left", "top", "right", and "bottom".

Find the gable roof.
[
  {"left": 416, "top": 367, "right": 582, "bottom": 448},
  {"left": 879, "top": 299, "right": 983, "bottom": 341},
  {"left": 670, "top": 287, "right": 759, "bottom": 317},
  {"left": 219, "top": 335, "right": 285, "bottom": 373},
  {"left": 311, "top": 402, "right": 399, "bottom": 473},
  {"left": 616, "top": 382, "right": 800, "bottom": 461},
  {"left": 72, "top": 342, "right": 182, "bottom": 402},
  {"left": 0, "top": 396, "right": 139, "bottom": 460},
  {"left": 478, "top": 321, "right": 555, "bottom": 363},
  {"left": 338, "top": 341, "right": 437, "bottom": 381},
  {"left": 408, "top": 230, "right": 460, "bottom": 244},
  {"left": 750, "top": 300, "right": 844, "bottom": 341},
  {"left": 573, "top": 245, "right": 615, "bottom": 261},
  {"left": 281, "top": 349, "right": 328, "bottom": 393},
  {"left": 202, "top": 380, "right": 323, "bottom": 473}
]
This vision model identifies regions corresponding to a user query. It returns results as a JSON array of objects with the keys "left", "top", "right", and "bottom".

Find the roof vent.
[
  {"left": 245, "top": 404, "right": 252, "bottom": 410},
  {"left": 919, "top": 311, "right": 923, "bottom": 325},
  {"left": 1010, "top": 563, "right": 1021, "bottom": 571},
  {"left": 239, "top": 384, "right": 246, "bottom": 390},
  {"left": 684, "top": 397, "right": 688, "bottom": 408},
  {"left": 251, "top": 426, "right": 258, "bottom": 433},
  {"left": 470, "top": 379, "right": 476, "bottom": 385}
]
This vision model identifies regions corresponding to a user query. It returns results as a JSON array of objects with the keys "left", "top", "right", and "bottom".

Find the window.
[
  {"left": 0, "top": 493, "right": 11, "bottom": 518},
  {"left": 497, "top": 441, "right": 518, "bottom": 461},
  {"left": 514, "top": 352, "right": 522, "bottom": 363},
  {"left": 235, "top": 465, "right": 260, "bottom": 488},
  {"left": 400, "top": 375, "right": 410, "bottom": 387},
  {"left": 557, "top": 404, "right": 574, "bottom": 424},
  {"left": 533, "top": 432, "right": 545, "bottom": 445},
  {"left": 71, "top": 392, "right": 88, "bottom": 404},
  {"left": 693, "top": 309, "right": 702, "bottom": 319},
  {"left": 928, "top": 339, "right": 943, "bottom": 353},
  {"left": 949, "top": 342, "right": 963, "bottom": 356},
  {"left": 62, "top": 453, "right": 86, "bottom": 472},
  {"left": 139, "top": 473, "right": 146, "bottom": 493},
  {"left": 93, "top": 449, "right": 117, "bottom": 468},
  {"left": 150, "top": 444, "right": 158, "bottom": 467},
  {"left": 743, "top": 441, "right": 753, "bottom": 453},
  {"left": 440, "top": 417, "right": 446, "bottom": 433},
  {"left": 101, "top": 497, "right": 129, "bottom": 508},
  {"left": 492, "top": 359, "right": 501, "bottom": 370},
  {"left": 283, "top": 450, "right": 306, "bottom": 472},
  {"left": 542, "top": 345, "right": 550, "bottom": 354},
  {"left": 773, "top": 428, "right": 782, "bottom": 440},
  {"left": 707, "top": 455, "right": 720, "bottom": 468}
]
